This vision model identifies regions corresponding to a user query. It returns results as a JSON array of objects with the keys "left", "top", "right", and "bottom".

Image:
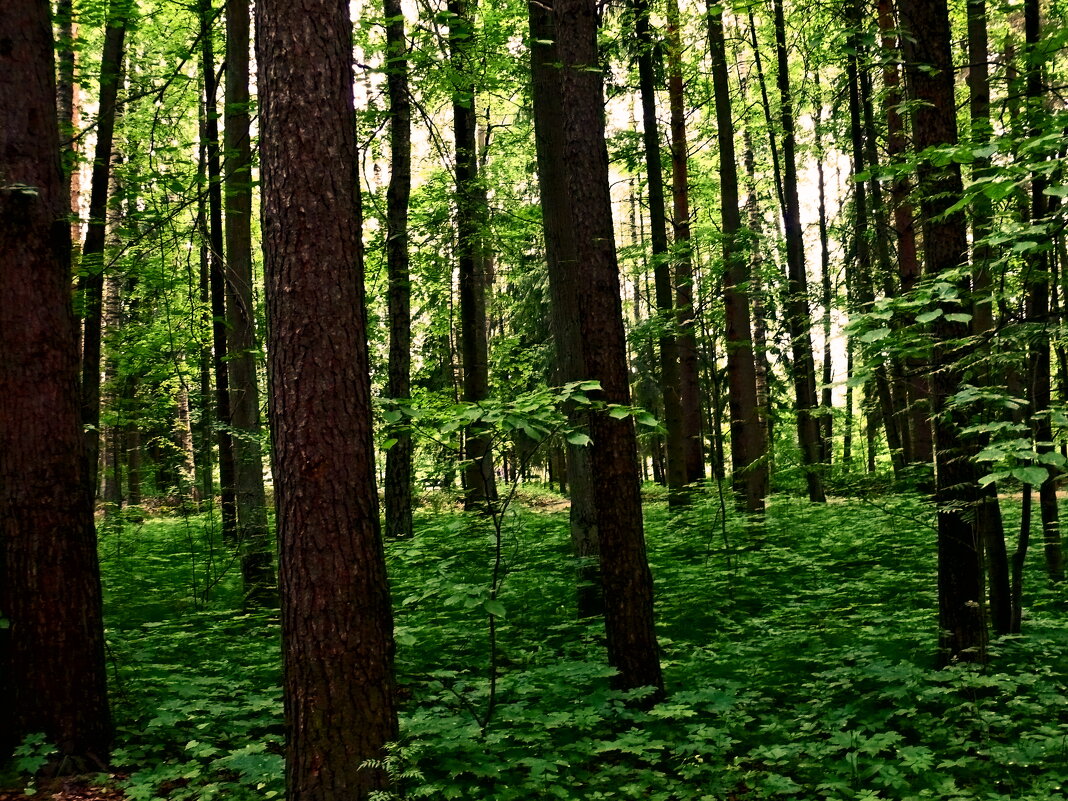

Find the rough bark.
[
  {"left": 552, "top": 0, "right": 664, "bottom": 695},
  {"left": 898, "top": 0, "right": 988, "bottom": 663},
  {"left": 707, "top": 2, "right": 767, "bottom": 514},
  {"left": 0, "top": 0, "right": 112, "bottom": 760},
  {"left": 224, "top": 0, "right": 275, "bottom": 604},
  {"left": 528, "top": 0, "right": 602, "bottom": 617},
  {"left": 384, "top": 0, "right": 415, "bottom": 540},
  {"left": 256, "top": 0, "right": 399, "bottom": 795}
]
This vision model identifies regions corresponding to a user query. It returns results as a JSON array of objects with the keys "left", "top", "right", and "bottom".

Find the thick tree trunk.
[
  {"left": 224, "top": 0, "right": 275, "bottom": 604},
  {"left": 898, "top": 0, "right": 988, "bottom": 663},
  {"left": 384, "top": 0, "right": 415, "bottom": 540},
  {"left": 632, "top": 0, "right": 688, "bottom": 506},
  {"left": 551, "top": 0, "right": 664, "bottom": 695},
  {"left": 79, "top": 0, "right": 127, "bottom": 497},
  {"left": 707, "top": 2, "right": 767, "bottom": 514},
  {"left": 0, "top": 0, "right": 112, "bottom": 761},
  {"left": 528, "top": 0, "right": 602, "bottom": 617},
  {"left": 449, "top": 0, "right": 497, "bottom": 511},
  {"left": 256, "top": 0, "right": 399, "bottom": 795},
  {"left": 200, "top": 0, "right": 237, "bottom": 541},
  {"left": 772, "top": 0, "right": 825, "bottom": 502}
]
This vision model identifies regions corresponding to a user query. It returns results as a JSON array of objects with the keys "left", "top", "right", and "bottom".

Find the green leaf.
[
  {"left": 915, "top": 309, "right": 942, "bottom": 324},
  {"left": 565, "top": 432, "right": 592, "bottom": 446},
  {"left": 484, "top": 600, "right": 506, "bottom": 618},
  {"left": 608, "top": 405, "right": 630, "bottom": 419},
  {"left": 944, "top": 313, "right": 973, "bottom": 323},
  {"left": 381, "top": 438, "right": 398, "bottom": 450},
  {"left": 1012, "top": 466, "right": 1048, "bottom": 486},
  {"left": 859, "top": 327, "right": 891, "bottom": 343}
]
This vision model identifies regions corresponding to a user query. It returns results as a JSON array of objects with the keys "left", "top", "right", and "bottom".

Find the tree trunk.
[
  {"left": 528, "top": 0, "right": 602, "bottom": 617},
  {"left": 631, "top": 0, "right": 688, "bottom": 506},
  {"left": 771, "top": 0, "right": 825, "bottom": 502},
  {"left": 551, "top": 0, "right": 664, "bottom": 695},
  {"left": 449, "top": 0, "right": 497, "bottom": 511},
  {"left": 200, "top": 0, "right": 237, "bottom": 541},
  {"left": 256, "top": 0, "right": 399, "bottom": 794},
  {"left": 225, "top": 0, "right": 275, "bottom": 604},
  {"left": 898, "top": 0, "right": 988, "bottom": 663},
  {"left": 79, "top": 0, "right": 127, "bottom": 497},
  {"left": 813, "top": 82, "right": 833, "bottom": 465},
  {"left": 384, "top": 0, "right": 415, "bottom": 540},
  {"left": 666, "top": 0, "right": 705, "bottom": 487},
  {"left": 707, "top": 2, "right": 767, "bottom": 514},
  {"left": 0, "top": 0, "right": 112, "bottom": 760}
]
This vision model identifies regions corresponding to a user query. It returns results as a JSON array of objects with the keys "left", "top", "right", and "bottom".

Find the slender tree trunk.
[
  {"left": 256, "top": 0, "right": 399, "bottom": 794},
  {"left": 0, "top": 0, "right": 112, "bottom": 760},
  {"left": 813, "top": 85, "right": 833, "bottom": 465},
  {"left": 552, "top": 0, "right": 664, "bottom": 695},
  {"left": 55, "top": 0, "right": 80, "bottom": 242},
  {"left": 224, "top": 0, "right": 275, "bottom": 604},
  {"left": 200, "top": 0, "right": 237, "bottom": 541},
  {"left": 528, "top": 0, "right": 602, "bottom": 617},
  {"left": 667, "top": 0, "right": 705, "bottom": 486},
  {"left": 79, "top": 0, "right": 127, "bottom": 497},
  {"left": 967, "top": 0, "right": 1011, "bottom": 635},
  {"left": 632, "top": 0, "right": 687, "bottom": 506},
  {"left": 1024, "top": 0, "right": 1064, "bottom": 582},
  {"left": 707, "top": 2, "right": 767, "bottom": 514},
  {"left": 898, "top": 0, "right": 988, "bottom": 663},
  {"left": 384, "top": 0, "right": 415, "bottom": 540},
  {"left": 449, "top": 0, "right": 497, "bottom": 510},
  {"left": 1011, "top": 485, "right": 1032, "bottom": 633},
  {"left": 771, "top": 0, "right": 825, "bottom": 502}
]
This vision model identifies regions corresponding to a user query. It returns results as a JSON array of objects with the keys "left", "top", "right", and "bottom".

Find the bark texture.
[
  {"left": 0, "top": 0, "right": 112, "bottom": 760},
  {"left": 256, "top": 0, "right": 399, "bottom": 795}
]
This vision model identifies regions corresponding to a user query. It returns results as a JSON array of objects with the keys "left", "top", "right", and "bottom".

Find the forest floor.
[
  {"left": 7, "top": 481, "right": 1068, "bottom": 800},
  {"left": 0, "top": 778, "right": 126, "bottom": 801}
]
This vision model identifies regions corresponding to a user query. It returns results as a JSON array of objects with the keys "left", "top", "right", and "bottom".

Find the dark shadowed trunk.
[{"left": 0, "top": 0, "right": 112, "bottom": 761}]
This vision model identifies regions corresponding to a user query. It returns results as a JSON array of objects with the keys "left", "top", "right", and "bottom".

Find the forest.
[{"left": 2, "top": 0, "right": 1068, "bottom": 798}]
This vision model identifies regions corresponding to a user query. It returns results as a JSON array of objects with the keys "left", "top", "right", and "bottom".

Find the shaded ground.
[{"left": 0, "top": 778, "right": 125, "bottom": 801}]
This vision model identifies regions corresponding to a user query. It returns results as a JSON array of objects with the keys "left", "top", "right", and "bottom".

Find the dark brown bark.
[
  {"left": 528, "top": 0, "right": 602, "bottom": 617},
  {"left": 256, "top": 0, "right": 399, "bottom": 795},
  {"left": 631, "top": 0, "right": 687, "bottom": 506},
  {"left": 79, "top": 0, "right": 127, "bottom": 496},
  {"left": 225, "top": 0, "right": 275, "bottom": 603},
  {"left": 667, "top": 0, "right": 705, "bottom": 487},
  {"left": 877, "top": 0, "right": 931, "bottom": 465},
  {"left": 200, "top": 0, "right": 237, "bottom": 540},
  {"left": 0, "top": 0, "right": 111, "bottom": 760},
  {"left": 707, "top": 2, "right": 767, "bottom": 514},
  {"left": 967, "top": 0, "right": 1011, "bottom": 635},
  {"left": 55, "top": 0, "right": 79, "bottom": 240},
  {"left": 1024, "top": 0, "right": 1064, "bottom": 583},
  {"left": 384, "top": 0, "right": 414, "bottom": 540},
  {"left": 552, "top": 0, "right": 664, "bottom": 695},
  {"left": 898, "top": 0, "right": 987, "bottom": 663},
  {"left": 772, "top": 0, "right": 825, "bottom": 502},
  {"left": 449, "top": 0, "right": 497, "bottom": 510}
]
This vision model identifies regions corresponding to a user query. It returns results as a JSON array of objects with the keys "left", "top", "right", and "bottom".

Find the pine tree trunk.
[
  {"left": 707, "top": 2, "right": 767, "bottom": 514},
  {"left": 224, "top": 0, "right": 275, "bottom": 604},
  {"left": 771, "top": 0, "right": 825, "bottom": 502},
  {"left": 898, "top": 0, "right": 988, "bottom": 663},
  {"left": 256, "top": 0, "right": 399, "bottom": 794},
  {"left": 551, "top": 0, "right": 664, "bottom": 695},
  {"left": 0, "top": 0, "right": 112, "bottom": 760},
  {"left": 384, "top": 0, "right": 415, "bottom": 540},
  {"left": 528, "top": 0, "right": 602, "bottom": 617}
]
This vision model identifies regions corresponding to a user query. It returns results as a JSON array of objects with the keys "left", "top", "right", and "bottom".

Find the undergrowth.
[{"left": 91, "top": 488, "right": 1068, "bottom": 800}]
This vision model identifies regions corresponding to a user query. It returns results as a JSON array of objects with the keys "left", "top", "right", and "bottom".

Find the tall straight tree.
[
  {"left": 201, "top": 0, "right": 237, "bottom": 541},
  {"left": 770, "top": 0, "right": 825, "bottom": 502},
  {"left": 384, "top": 0, "right": 414, "bottom": 540},
  {"left": 898, "top": 0, "right": 987, "bottom": 663},
  {"left": 0, "top": 0, "right": 112, "bottom": 760},
  {"left": 630, "top": 0, "right": 688, "bottom": 505},
  {"left": 528, "top": 0, "right": 602, "bottom": 616},
  {"left": 548, "top": 0, "right": 665, "bottom": 694},
  {"left": 224, "top": 0, "right": 275, "bottom": 603},
  {"left": 706, "top": 0, "right": 767, "bottom": 513},
  {"left": 79, "top": 0, "right": 128, "bottom": 494},
  {"left": 256, "top": 0, "right": 399, "bottom": 796},
  {"left": 448, "top": 0, "right": 497, "bottom": 510}
]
